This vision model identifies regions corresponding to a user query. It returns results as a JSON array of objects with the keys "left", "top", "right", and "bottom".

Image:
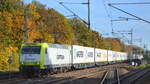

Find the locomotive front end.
[{"left": 19, "top": 43, "right": 47, "bottom": 77}]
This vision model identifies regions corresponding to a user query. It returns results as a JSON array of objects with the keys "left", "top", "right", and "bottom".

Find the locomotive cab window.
[{"left": 21, "top": 46, "right": 41, "bottom": 54}]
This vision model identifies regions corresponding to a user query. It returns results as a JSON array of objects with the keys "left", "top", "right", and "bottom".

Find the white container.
[
  {"left": 44, "top": 44, "right": 72, "bottom": 68},
  {"left": 72, "top": 45, "right": 94, "bottom": 64},
  {"left": 95, "top": 49, "right": 107, "bottom": 63}
]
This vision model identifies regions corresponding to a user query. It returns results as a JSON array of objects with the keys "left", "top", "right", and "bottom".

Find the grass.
[{"left": 137, "top": 64, "right": 150, "bottom": 69}]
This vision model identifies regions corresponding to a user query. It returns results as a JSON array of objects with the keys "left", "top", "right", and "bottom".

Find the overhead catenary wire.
[
  {"left": 60, "top": 1, "right": 90, "bottom": 29},
  {"left": 101, "top": 0, "right": 111, "bottom": 19},
  {"left": 59, "top": 0, "right": 91, "bottom": 29},
  {"left": 109, "top": 2, "right": 150, "bottom": 5},
  {"left": 58, "top": 2, "right": 88, "bottom": 5},
  {"left": 108, "top": 4, "right": 150, "bottom": 24},
  {"left": 107, "top": 0, "right": 115, "bottom": 35},
  {"left": 107, "top": 2, "right": 139, "bottom": 45},
  {"left": 101, "top": 0, "right": 116, "bottom": 36},
  {"left": 117, "top": 30, "right": 133, "bottom": 44},
  {"left": 103, "top": 1, "right": 149, "bottom": 49},
  {"left": 111, "top": 17, "right": 140, "bottom": 22},
  {"left": 59, "top": 2, "right": 88, "bottom": 25},
  {"left": 108, "top": 2, "right": 150, "bottom": 46},
  {"left": 119, "top": 17, "right": 140, "bottom": 20},
  {"left": 109, "top": 19, "right": 133, "bottom": 45}
]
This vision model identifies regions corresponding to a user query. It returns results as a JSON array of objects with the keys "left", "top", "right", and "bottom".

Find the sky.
[{"left": 24, "top": 0, "right": 150, "bottom": 50}]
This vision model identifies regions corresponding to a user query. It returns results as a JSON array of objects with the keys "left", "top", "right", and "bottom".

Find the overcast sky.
[{"left": 24, "top": 0, "right": 150, "bottom": 50}]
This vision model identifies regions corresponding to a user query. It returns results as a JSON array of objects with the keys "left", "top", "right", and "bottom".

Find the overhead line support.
[{"left": 88, "top": 0, "right": 90, "bottom": 29}]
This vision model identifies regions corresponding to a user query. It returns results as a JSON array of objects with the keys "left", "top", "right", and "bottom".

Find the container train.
[{"left": 19, "top": 43, "right": 142, "bottom": 76}]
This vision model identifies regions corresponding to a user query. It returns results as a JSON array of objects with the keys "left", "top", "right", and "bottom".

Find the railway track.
[
  {"left": 99, "top": 71, "right": 109, "bottom": 84},
  {"left": 99, "top": 67, "right": 117, "bottom": 84},
  {"left": 48, "top": 70, "right": 105, "bottom": 84},
  {"left": 119, "top": 67, "right": 150, "bottom": 84},
  {"left": 0, "top": 72, "right": 20, "bottom": 80},
  {"left": 19, "top": 69, "right": 106, "bottom": 84},
  {"left": 115, "top": 68, "right": 120, "bottom": 84},
  {"left": 39, "top": 63, "right": 129, "bottom": 84},
  {"left": 111, "top": 67, "right": 150, "bottom": 84},
  {"left": 18, "top": 65, "right": 123, "bottom": 84},
  {"left": 0, "top": 63, "right": 131, "bottom": 84}
]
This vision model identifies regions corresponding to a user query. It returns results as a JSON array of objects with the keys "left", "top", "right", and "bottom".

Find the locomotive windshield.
[{"left": 21, "top": 46, "right": 41, "bottom": 54}]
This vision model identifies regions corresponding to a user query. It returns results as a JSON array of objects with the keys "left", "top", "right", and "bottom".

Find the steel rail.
[
  {"left": 23, "top": 69, "right": 106, "bottom": 84},
  {"left": 113, "top": 68, "right": 150, "bottom": 84},
  {"left": 44, "top": 70, "right": 106, "bottom": 84},
  {"left": 100, "top": 71, "right": 109, "bottom": 84},
  {"left": 116, "top": 68, "right": 120, "bottom": 84}
]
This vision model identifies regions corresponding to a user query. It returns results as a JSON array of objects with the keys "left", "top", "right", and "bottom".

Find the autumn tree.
[
  {"left": 36, "top": 8, "right": 74, "bottom": 44},
  {"left": 31, "top": 0, "right": 45, "bottom": 9}
]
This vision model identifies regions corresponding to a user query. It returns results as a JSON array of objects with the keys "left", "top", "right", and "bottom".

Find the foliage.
[
  {"left": 36, "top": 8, "right": 74, "bottom": 44},
  {"left": 70, "top": 18, "right": 98, "bottom": 47},
  {"left": 31, "top": 0, "right": 45, "bottom": 9},
  {"left": 0, "top": 45, "right": 18, "bottom": 71},
  {"left": 0, "top": 0, "right": 22, "bottom": 12},
  {"left": 137, "top": 64, "right": 150, "bottom": 69},
  {"left": 103, "top": 38, "right": 123, "bottom": 51}
]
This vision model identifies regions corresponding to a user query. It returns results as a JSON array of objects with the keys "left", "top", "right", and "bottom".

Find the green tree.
[
  {"left": 31, "top": 0, "right": 45, "bottom": 9},
  {"left": 0, "top": 0, "right": 22, "bottom": 12}
]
